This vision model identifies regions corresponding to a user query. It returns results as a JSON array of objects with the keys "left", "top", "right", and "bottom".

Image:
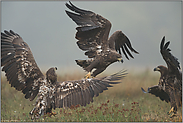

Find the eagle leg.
[
  {"left": 170, "top": 113, "right": 177, "bottom": 118},
  {"left": 84, "top": 72, "right": 92, "bottom": 79},
  {"left": 29, "top": 94, "right": 47, "bottom": 119},
  {"left": 29, "top": 105, "right": 45, "bottom": 120},
  {"left": 168, "top": 107, "right": 175, "bottom": 114},
  {"left": 167, "top": 107, "right": 177, "bottom": 118}
]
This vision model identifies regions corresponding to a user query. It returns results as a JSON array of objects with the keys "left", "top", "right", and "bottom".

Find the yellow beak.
[{"left": 117, "top": 58, "right": 123, "bottom": 63}]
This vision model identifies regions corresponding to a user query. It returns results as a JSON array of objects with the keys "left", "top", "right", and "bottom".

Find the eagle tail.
[{"left": 75, "top": 59, "right": 93, "bottom": 69}]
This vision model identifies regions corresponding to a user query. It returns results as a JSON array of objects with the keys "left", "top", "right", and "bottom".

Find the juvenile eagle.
[
  {"left": 141, "top": 36, "right": 182, "bottom": 117},
  {"left": 65, "top": 1, "right": 139, "bottom": 78},
  {"left": 1, "top": 30, "right": 127, "bottom": 119}
]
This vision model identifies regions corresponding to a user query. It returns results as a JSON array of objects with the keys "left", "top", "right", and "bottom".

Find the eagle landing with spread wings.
[
  {"left": 1, "top": 30, "right": 127, "bottom": 119},
  {"left": 141, "top": 36, "right": 182, "bottom": 117},
  {"left": 65, "top": 1, "right": 139, "bottom": 78}
]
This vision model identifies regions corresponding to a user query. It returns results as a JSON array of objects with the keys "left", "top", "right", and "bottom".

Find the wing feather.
[
  {"left": 65, "top": 1, "right": 111, "bottom": 58},
  {"left": 66, "top": 1, "right": 92, "bottom": 15},
  {"left": 141, "top": 86, "right": 170, "bottom": 103},
  {"left": 90, "top": 84, "right": 100, "bottom": 96},
  {"left": 123, "top": 44, "right": 134, "bottom": 58},
  {"left": 109, "top": 30, "right": 139, "bottom": 60},
  {"left": 74, "top": 91, "right": 79, "bottom": 106},
  {"left": 55, "top": 70, "right": 127, "bottom": 108},
  {"left": 81, "top": 90, "right": 87, "bottom": 106},
  {"left": 67, "top": 90, "right": 72, "bottom": 107},
  {"left": 121, "top": 46, "right": 129, "bottom": 60},
  {"left": 160, "top": 36, "right": 181, "bottom": 78},
  {"left": 1, "top": 30, "right": 45, "bottom": 101},
  {"left": 71, "top": 91, "right": 76, "bottom": 106},
  {"left": 78, "top": 90, "right": 83, "bottom": 106},
  {"left": 63, "top": 96, "right": 67, "bottom": 107},
  {"left": 88, "top": 85, "right": 94, "bottom": 98},
  {"left": 85, "top": 87, "right": 92, "bottom": 104},
  {"left": 67, "top": 95, "right": 71, "bottom": 107}
]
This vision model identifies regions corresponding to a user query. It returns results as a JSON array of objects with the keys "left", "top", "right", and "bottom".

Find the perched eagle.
[
  {"left": 141, "top": 36, "right": 182, "bottom": 117},
  {"left": 1, "top": 30, "right": 127, "bottom": 119},
  {"left": 65, "top": 1, "right": 139, "bottom": 78}
]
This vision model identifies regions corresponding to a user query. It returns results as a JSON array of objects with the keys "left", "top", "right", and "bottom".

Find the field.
[{"left": 1, "top": 70, "right": 182, "bottom": 122}]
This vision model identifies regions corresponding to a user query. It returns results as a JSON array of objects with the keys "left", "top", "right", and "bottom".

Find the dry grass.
[{"left": 1, "top": 70, "right": 182, "bottom": 122}]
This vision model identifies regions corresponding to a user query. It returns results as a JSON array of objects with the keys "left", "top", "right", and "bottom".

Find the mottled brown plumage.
[
  {"left": 65, "top": 1, "right": 139, "bottom": 78},
  {"left": 1, "top": 30, "right": 127, "bottom": 119},
  {"left": 141, "top": 36, "right": 182, "bottom": 117}
]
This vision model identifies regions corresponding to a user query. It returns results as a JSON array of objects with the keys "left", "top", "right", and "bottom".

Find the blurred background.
[{"left": 1, "top": 1, "right": 182, "bottom": 75}]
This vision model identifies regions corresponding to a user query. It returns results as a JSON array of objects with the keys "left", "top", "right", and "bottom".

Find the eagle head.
[
  {"left": 154, "top": 65, "right": 168, "bottom": 76},
  {"left": 46, "top": 67, "right": 57, "bottom": 84},
  {"left": 108, "top": 51, "right": 123, "bottom": 63}
]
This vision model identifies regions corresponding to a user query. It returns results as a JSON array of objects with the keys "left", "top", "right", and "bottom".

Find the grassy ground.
[{"left": 1, "top": 70, "right": 182, "bottom": 122}]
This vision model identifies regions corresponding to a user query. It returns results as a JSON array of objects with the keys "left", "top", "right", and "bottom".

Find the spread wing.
[
  {"left": 109, "top": 31, "right": 139, "bottom": 60},
  {"left": 65, "top": 1, "right": 111, "bottom": 58},
  {"left": 141, "top": 86, "right": 170, "bottom": 103},
  {"left": 160, "top": 36, "right": 181, "bottom": 78},
  {"left": 55, "top": 70, "right": 127, "bottom": 108},
  {"left": 1, "top": 30, "right": 45, "bottom": 101}
]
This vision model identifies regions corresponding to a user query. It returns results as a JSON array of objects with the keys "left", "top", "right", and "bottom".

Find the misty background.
[{"left": 1, "top": 1, "right": 182, "bottom": 75}]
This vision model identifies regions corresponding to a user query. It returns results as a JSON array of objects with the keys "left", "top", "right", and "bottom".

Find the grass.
[{"left": 1, "top": 70, "right": 182, "bottom": 122}]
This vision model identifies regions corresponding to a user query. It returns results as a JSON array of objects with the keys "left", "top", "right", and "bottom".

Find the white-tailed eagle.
[
  {"left": 141, "top": 36, "right": 182, "bottom": 117},
  {"left": 1, "top": 30, "right": 127, "bottom": 119},
  {"left": 65, "top": 1, "right": 139, "bottom": 78}
]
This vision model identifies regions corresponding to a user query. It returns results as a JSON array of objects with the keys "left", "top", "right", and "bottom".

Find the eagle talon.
[
  {"left": 167, "top": 107, "right": 178, "bottom": 118},
  {"left": 46, "top": 111, "right": 57, "bottom": 117},
  {"left": 167, "top": 107, "right": 175, "bottom": 115},
  {"left": 84, "top": 72, "right": 91, "bottom": 79},
  {"left": 170, "top": 113, "right": 177, "bottom": 118}
]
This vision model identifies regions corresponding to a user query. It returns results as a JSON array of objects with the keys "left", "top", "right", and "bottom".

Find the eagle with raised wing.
[
  {"left": 141, "top": 36, "right": 182, "bottom": 117},
  {"left": 1, "top": 30, "right": 127, "bottom": 119},
  {"left": 65, "top": 1, "right": 139, "bottom": 78}
]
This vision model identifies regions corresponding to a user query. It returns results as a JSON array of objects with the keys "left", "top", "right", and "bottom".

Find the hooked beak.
[
  {"left": 117, "top": 58, "right": 123, "bottom": 63},
  {"left": 153, "top": 67, "right": 160, "bottom": 71}
]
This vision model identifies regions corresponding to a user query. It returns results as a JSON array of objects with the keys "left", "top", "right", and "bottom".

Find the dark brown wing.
[
  {"left": 55, "top": 70, "right": 127, "bottom": 108},
  {"left": 1, "top": 30, "right": 45, "bottom": 101},
  {"left": 65, "top": 1, "right": 111, "bottom": 58},
  {"left": 141, "top": 86, "right": 170, "bottom": 103},
  {"left": 109, "top": 31, "right": 139, "bottom": 60},
  {"left": 160, "top": 36, "right": 181, "bottom": 78}
]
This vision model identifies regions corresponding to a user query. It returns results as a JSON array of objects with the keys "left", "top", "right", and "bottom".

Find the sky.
[{"left": 1, "top": 1, "right": 182, "bottom": 75}]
